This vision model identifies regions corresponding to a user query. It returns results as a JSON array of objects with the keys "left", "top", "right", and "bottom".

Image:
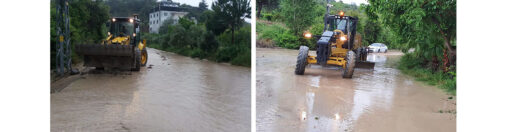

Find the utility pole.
[{"left": 55, "top": 0, "right": 72, "bottom": 75}]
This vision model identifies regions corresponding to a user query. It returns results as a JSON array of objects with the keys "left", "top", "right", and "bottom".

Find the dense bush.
[
  {"left": 142, "top": 19, "right": 250, "bottom": 67},
  {"left": 216, "top": 25, "right": 251, "bottom": 66},
  {"left": 399, "top": 53, "right": 456, "bottom": 95}
]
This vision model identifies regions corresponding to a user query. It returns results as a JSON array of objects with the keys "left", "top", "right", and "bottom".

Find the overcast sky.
[
  {"left": 160, "top": 0, "right": 215, "bottom": 8},
  {"left": 165, "top": 0, "right": 368, "bottom": 9}
]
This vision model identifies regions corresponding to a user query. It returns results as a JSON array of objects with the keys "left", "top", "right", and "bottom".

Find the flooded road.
[
  {"left": 51, "top": 48, "right": 250, "bottom": 131},
  {"left": 256, "top": 48, "right": 455, "bottom": 132}
]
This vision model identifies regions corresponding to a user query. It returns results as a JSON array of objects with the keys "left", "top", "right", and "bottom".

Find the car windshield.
[
  {"left": 328, "top": 18, "right": 347, "bottom": 31},
  {"left": 371, "top": 43, "right": 381, "bottom": 47},
  {"left": 110, "top": 21, "right": 134, "bottom": 37}
]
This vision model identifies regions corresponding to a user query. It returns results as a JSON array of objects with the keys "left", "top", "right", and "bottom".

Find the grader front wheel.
[
  {"left": 141, "top": 48, "right": 148, "bottom": 66},
  {"left": 132, "top": 48, "right": 142, "bottom": 71},
  {"left": 295, "top": 46, "right": 309, "bottom": 75},
  {"left": 342, "top": 51, "right": 356, "bottom": 78}
]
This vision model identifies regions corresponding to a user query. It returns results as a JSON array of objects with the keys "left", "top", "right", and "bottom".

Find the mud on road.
[
  {"left": 256, "top": 48, "right": 455, "bottom": 132},
  {"left": 51, "top": 48, "right": 250, "bottom": 131}
]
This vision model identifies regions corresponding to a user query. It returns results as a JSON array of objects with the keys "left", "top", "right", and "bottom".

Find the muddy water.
[
  {"left": 51, "top": 48, "right": 250, "bottom": 132},
  {"left": 257, "top": 48, "right": 455, "bottom": 132}
]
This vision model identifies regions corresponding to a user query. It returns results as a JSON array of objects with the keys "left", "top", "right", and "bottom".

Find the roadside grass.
[
  {"left": 257, "top": 20, "right": 301, "bottom": 49},
  {"left": 398, "top": 53, "right": 456, "bottom": 95}
]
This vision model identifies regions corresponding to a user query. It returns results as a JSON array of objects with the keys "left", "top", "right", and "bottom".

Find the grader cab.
[{"left": 295, "top": 4, "right": 374, "bottom": 78}]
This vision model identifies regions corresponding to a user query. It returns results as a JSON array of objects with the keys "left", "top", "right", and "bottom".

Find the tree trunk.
[
  {"left": 257, "top": 2, "right": 263, "bottom": 19},
  {"left": 231, "top": 27, "right": 235, "bottom": 45},
  {"left": 432, "top": 55, "right": 439, "bottom": 72}
]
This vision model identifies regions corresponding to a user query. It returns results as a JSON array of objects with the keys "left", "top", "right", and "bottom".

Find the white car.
[{"left": 367, "top": 43, "right": 388, "bottom": 53}]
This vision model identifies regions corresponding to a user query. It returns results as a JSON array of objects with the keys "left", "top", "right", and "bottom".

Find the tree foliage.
[
  {"left": 211, "top": 0, "right": 251, "bottom": 45},
  {"left": 199, "top": 0, "right": 208, "bottom": 11},
  {"left": 51, "top": 0, "right": 111, "bottom": 68},
  {"left": 364, "top": 0, "right": 456, "bottom": 71},
  {"left": 364, "top": 0, "right": 456, "bottom": 56},
  {"left": 279, "top": 0, "right": 318, "bottom": 36}
]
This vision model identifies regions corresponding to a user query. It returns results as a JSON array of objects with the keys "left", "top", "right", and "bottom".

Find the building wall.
[{"left": 149, "top": 11, "right": 188, "bottom": 33}]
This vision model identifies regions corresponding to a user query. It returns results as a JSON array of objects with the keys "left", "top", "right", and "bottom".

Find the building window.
[{"left": 164, "top": 12, "right": 167, "bottom": 16}]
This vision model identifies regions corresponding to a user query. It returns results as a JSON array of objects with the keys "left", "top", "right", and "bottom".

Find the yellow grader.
[
  {"left": 75, "top": 15, "right": 148, "bottom": 71},
  {"left": 295, "top": 3, "right": 374, "bottom": 78}
]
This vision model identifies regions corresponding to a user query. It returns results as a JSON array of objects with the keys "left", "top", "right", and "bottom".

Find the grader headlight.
[
  {"left": 129, "top": 18, "right": 134, "bottom": 23},
  {"left": 112, "top": 18, "right": 116, "bottom": 22},
  {"left": 339, "top": 36, "right": 347, "bottom": 41},
  {"left": 304, "top": 33, "right": 312, "bottom": 38}
]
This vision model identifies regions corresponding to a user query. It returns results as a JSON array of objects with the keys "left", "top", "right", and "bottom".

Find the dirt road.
[
  {"left": 51, "top": 48, "right": 250, "bottom": 131},
  {"left": 256, "top": 48, "right": 455, "bottom": 132}
]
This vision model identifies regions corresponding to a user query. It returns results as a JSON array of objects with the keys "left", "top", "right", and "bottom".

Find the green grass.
[
  {"left": 257, "top": 20, "right": 302, "bottom": 49},
  {"left": 398, "top": 53, "right": 456, "bottom": 95}
]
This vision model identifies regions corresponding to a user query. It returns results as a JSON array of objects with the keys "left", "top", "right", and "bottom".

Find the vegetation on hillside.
[
  {"left": 142, "top": 0, "right": 251, "bottom": 67},
  {"left": 51, "top": 0, "right": 251, "bottom": 68},
  {"left": 364, "top": 0, "right": 456, "bottom": 94},
  {"left": 51, "top": 0, "right": 111, "bottom": 69}
]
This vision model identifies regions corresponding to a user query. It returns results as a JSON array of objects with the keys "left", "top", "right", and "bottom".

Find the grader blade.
[
  {"left": 75, "top": 44, "right": 134, "bottom": 69},
  {"left": 355, "top": 61, "right": 375, "bottom": 69}
]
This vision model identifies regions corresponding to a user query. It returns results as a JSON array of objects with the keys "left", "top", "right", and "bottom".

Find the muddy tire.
[
  {"left": 342, "top": 51, "right": 356, "bottom": 78},
  {"left": 141, "top": 48, "right": 148, "bottom": 66},
  {"left": 295, "top": 46, "right": 309, "bottom": 75},
  {"left": 132, "top": 48, "right": 141, "bottom": 71}
]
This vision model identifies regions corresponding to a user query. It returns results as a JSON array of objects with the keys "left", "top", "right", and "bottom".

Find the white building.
[{"left": 149, "top": 1, "right": 189, "bottom": 33}]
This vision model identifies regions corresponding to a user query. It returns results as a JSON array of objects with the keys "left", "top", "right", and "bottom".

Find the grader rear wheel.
[
  {"left": 342, "top": 51, "right": 356, "bottom": 78},
  {"left": 295, "top": 46, "right": 309, "bottom": 75}
]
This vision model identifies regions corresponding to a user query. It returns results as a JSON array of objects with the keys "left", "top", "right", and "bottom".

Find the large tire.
[
  {"left": 141, "top": 48, "right": 148, "bottom": 66},
  {"left": 342, "top": 51, "right": 356, "bottom": 78},
  {"left": 132, "top": 48, "right": 141, "bottom": 71},
  {"left": 295, "top": 46, "right": 309, "bottom": 75}
]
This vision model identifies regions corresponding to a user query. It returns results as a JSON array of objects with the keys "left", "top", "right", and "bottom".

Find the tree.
[
  {"left": 280, "top": 0, "right": 317, "bottom": 36},
  {"left": 211, "top": 0, "right": 251, "bottom": 45},
  {"left": 205, "top": 10, "right": 227, "bottom": 35},
  {"left": 199, "top": 0, "right": 208, "bottom": 11},
  {"left": 364, "top": 0, "right": 456, "bottom": 67},
  {"left": 363, "top": 19, "right": 381, "bottom": 46}
]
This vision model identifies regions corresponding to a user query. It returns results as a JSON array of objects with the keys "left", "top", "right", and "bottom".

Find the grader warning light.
[{"left": 339, "top": 11, "right": 344, "bottom": 17}]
